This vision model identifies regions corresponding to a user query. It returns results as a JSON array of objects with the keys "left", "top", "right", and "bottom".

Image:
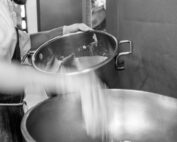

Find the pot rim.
[
  {"left": 21, "top": 89, "right": 169, "bottom": 142},
  {"left": 20, "top": 89, "right": 126, "bottom": 142},
  {"left": 21, "top": 105, "right": 37, "bottom": 142},
  {"left": 31, "top": 30, "right": 118, "bottom": 75},
  {"left": 21, "top": 97, "right": 54, "bottom": 142}
]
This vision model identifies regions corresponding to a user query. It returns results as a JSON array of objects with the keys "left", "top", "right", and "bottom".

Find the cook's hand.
[{"left": 63, "top": 23, "right": 92, "bottom": 35}]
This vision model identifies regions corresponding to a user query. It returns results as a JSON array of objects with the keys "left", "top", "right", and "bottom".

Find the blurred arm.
[
  {"left": 30, "top": 26, "right": 63, "bottom": 51},
  {"left": 0, "top": 61, "right": 58, "bottom": 94},
  {"left": 29, "top": 23, "right": 92, "bottom": 51}
]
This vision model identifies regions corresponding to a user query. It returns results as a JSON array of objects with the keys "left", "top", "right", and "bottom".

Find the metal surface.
[
  {"left": 82, "top": 0, "right": 92, "bottom": 27},
  {"left": 31, "top": 30, "right": 118, "bottom": 74},
  {"left": 21, "top": 89, "right": 177, "bottom": 142},
  {"left": 29, "top": 30, "right": 132, "bottom": 88},
  {"left": 115, "top": 40, "right": 133, "bottom": 70},
  {"left": 0, "top": 101, "right": 25, "bottom": 106}
]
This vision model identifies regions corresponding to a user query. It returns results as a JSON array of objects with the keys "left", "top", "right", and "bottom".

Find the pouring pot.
[
  {"left": 26, "top": 31, "right": 132, "bottom": 88},
  {"left": 21, "top": 89, "right": 177, "bottom": 142}
]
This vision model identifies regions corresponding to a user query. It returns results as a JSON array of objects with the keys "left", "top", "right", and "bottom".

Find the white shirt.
[
  {"left": 0, "top": 0, "right": 45, "bottom": 108},
  {"left": 0, "top": 0, "right": 31, "bottom": 62}
]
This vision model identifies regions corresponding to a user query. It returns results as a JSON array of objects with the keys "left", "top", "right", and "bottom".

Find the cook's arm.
[
  {"left": 29, "top": 23, "right": 92, "bottom": 51},
  {"left": 0, "top": 61, "right": 97, "bottom": 97},
  {"left": 30, "top": 26, "right": 63, "bottom": 51},
  {"left": 0, "top": 61, "right": 72, "bottom": 95}
]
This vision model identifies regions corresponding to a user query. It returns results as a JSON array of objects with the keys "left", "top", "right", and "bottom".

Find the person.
[
  {"left": 0, "top": 0, "right": 92, "bottom": 141},
  {"left": 0, "top": 60, "right": 108, "bottom": 140}
]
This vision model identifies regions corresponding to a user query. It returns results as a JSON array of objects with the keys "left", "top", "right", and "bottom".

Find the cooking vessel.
[
  {"left": 21, "top": 89, "right": 177, "bottom": 142},
  {"left": 25, "top": 31, "right": 132, "bottom": 88}
]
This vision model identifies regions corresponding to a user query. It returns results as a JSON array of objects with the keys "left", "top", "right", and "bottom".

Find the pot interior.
[
  {"left": 33, "top": 31, "right": 117, "bottom": 73},
  {"left": 24, "top": 94, "right": 100, "bottom": 142},
  {"left": 22, "top": 89, "right": 177, "bottom": 142}
]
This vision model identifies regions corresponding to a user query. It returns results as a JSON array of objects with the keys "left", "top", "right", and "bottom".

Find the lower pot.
[{"left": 21, "top": 89, "right": 177, "bottom": 142}]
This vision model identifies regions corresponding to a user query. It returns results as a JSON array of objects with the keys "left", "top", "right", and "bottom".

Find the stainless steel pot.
[
  {"left": 26, "top": 31, "right": 132, "bottom": 88},
  {"left": 21, "top": 89, "right": 177, "bottom": 142}
]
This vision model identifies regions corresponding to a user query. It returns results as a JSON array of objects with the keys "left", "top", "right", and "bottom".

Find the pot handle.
[
  {"left": 115, "top": 40, "right": 133, "bottom": 70},
  {"left": 21, "top": 50, "right": 35, "bottom": 66}
]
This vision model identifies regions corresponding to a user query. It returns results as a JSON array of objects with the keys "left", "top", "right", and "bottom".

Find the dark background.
[
  {"left": 37, "top": 0, "right": 177, "bottom": 98},
  {"left": 37, "top": 0, "right": 82, "bottom": 31},
  {"left": 107, "top": 0, "right": 177, "bottom": 98}
]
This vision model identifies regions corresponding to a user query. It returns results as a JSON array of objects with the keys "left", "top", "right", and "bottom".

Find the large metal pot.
[
  {"left": 26, "top": 31, "right": 132, "bottom": 88},
  {"left": 21, "top": 89, "right": 177, "bottom": 142}
]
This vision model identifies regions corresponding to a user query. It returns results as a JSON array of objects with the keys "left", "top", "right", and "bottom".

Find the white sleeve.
[
  {"left": 18, "top": 30, "right": 31, "bottom": 58},
  {"left": 0, "top": 2, "right": 17, "bottom": 62}
]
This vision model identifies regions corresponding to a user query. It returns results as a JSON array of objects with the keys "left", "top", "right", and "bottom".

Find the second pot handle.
[{"left": 115, "top": 40, "right": 133, "bottom": 70}]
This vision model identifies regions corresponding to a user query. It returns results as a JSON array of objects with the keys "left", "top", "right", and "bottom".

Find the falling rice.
[{"left": 58, "top": 58, "right": 108, "bottom": 139}]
